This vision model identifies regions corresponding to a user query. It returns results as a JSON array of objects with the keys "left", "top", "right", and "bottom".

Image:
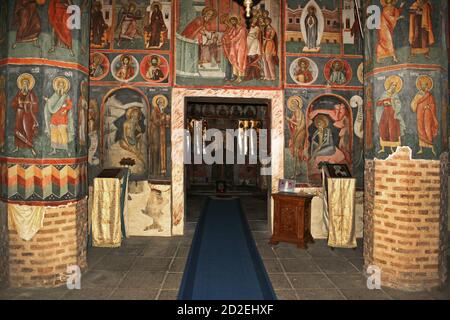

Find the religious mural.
[
  {"left": 113, "top": 0, "right": 172, "bottom": 50},
  {"left": 89, "top": 0, "right": 173, "bottom": 183},
  {"left": 1, "top": 1, "right": 90, "bottom": 204},
  {"left": 102, "top": 88, "right": 149, "bottom": 179},
  {"left": 365, "top": 0, "right": 448, "bottom": 161},
  {"left": 284, "top": 0, "right": 363, "bottom": 187},
  {"left": 126, "top": 182, "right": 172, "bottom": 236},
  {"left": 176, "top": 0, "right": 281, "bottom": 87}
]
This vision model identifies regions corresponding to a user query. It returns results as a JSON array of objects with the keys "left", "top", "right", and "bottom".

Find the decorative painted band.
[
  {"left": 0, "top": 162, "right": 87, "bottom": 203},
  {"left": 0, "top": 58, "right": 89, "bottom": 75}
]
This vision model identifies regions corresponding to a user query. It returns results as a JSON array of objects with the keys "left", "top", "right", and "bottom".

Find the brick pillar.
[
  {"left": 363, "top": 0, "right": 448, "bottom": 291},
  {"left": 1, "top": 1, "right": 90, "bottom": 288}
]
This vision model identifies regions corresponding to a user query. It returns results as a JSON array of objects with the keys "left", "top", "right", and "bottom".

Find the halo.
[
  {"left": 121, "top": 54, "right": 133, "bottom": 64},
  {"left": 416, "top": 75, "right": 433, "bottom": 91},
  {"left": 331, "top": 59, "right": 343, "bottom": 70},
  {"left": 228, "top": 14, "right": 242, "bottom": 24},
  {"left": 152, "top": 95, "right": 168, "bottom": 110},
  {"left": 151, "top": 1, "right": 161, "bottom": 11},
  {"left": 314, "top": 114, "right": 329, "bottom": 128},
  {"left": 384, "top": 75, "right": 403, "bottom": 93},
  {"left": 381, "top": 0, "right": 397, "bottom": 6},
  {"left": 125, "top": 106, "right": 141, "bottom": 119},
  {"left": 202, "top": 7, "right": 217, "bottom": 19},
  {"left": 17, "top": 73, "right": 36, "bottom": 91},
  {"left": 287, "top": 96, "right": 303, "bottom": 112},
  {"left": 297, "top": 58, "right": 310, "bottom": 68},
  {"left": 149, "top": 55, "right": 161, "bottom": 65},
  {"left": 52, "top": 76, "right": 70, "bottom": 93}
]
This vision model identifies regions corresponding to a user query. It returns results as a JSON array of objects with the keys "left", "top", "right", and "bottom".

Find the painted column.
[
  {"left": 1, "top": 0, "right": 90, "bottom": 288},
  {"left": 364, "top": 0, "right": 448, "bottom": 291}
]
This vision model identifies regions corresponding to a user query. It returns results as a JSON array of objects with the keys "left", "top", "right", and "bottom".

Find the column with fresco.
[
  {"left": 364, "top": 0, "right": 448, "bottom": 291},
  {"left": 0, "top": 0, "right": 90, "bottom": 288}
]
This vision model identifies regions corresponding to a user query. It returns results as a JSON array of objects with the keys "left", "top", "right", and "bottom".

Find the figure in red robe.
[
  {"left": 262, "top": 17, "right": 278, "bottom": 81},
  {"left": 48, "top": 0, "right": 74, "bottom": 56},
  {"left": 12, "top": 74, "right": 39, "bottom": 157},
  {"left": 411, "top": 76, "right": 438, "bottom": 156},
  {"left": 376, "top": 0, "right": 404, "bottom": 63},
  {"left": 222, "top": 16, "right": 247, "bottom": 83}
]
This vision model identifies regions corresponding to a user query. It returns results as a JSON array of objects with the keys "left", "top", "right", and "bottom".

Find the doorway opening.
[{"left": 183, "top": 97, "right": 271, "bottom": 228}]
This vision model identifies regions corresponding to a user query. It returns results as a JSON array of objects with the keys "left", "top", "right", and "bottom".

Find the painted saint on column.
[
  {"left": 376, "top": 0, "right": 405, "bottom": 63},
  {"left": 12, "top": 0, "right": 42, "bottom": 49},
  {"left": 48, "top": 0, "right": 74, "bottom": 56},
  {"left": 11, "top": 73, "right": 39, "bottom": 157},
  {"left": 375, "top": 75, "right": 405, "bottom": 154},
  {"left": 410, "top": 75, "right": 438, "bottom": 156},
  {"left": 0, "top": 76, "right": 6, "bottom": 152},
  {"left": 44, "top": 76, "right": 74, "bottom": 156},
  {"left": 409, "top": 0, "right": 434, "bottom": 59},
  {"left": 78, "top": 81, "right": 88, "bottom": 149}
]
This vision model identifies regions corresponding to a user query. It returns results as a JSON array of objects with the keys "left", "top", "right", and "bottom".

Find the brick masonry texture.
[
  {"left": 365, "top": 147, "right": 447, "bottom": 291},
  {"left": 8, "top": 198, "right": 88, "bottom": 288},
  {"left": 0, "top": 202, "right": 8, "bottom": 288},
  {"left": 439, "top": 153, "right": 448, "bottom": 284},
  {"left": 363, "top": 160, "right": 375, "bottom": 272}
]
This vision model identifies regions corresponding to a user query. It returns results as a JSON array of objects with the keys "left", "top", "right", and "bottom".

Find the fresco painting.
[
  {"left": 365, "top": 0, "right": 447, "bottom": 162},
  {"left": 176, "top": 0, "right": 281, "bottom": 87}
]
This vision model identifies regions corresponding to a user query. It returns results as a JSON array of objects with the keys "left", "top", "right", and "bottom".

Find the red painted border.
[
  {"left": 0, "top": 157, "right": 87, "bottom": 165},
  {"left": 0, "top": 58, "right": 89, "bottom": 75}
]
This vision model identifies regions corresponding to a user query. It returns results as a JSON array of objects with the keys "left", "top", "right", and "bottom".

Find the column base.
[
  {"left": 6, "top": 198, "right": 88, "bottom": 288},
  {"left": 364, "top": 148, "right": 448, "bottom": 292}
]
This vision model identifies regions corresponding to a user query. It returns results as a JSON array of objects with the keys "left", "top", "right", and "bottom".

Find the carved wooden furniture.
[{"left": 269, "top": 193, "right": 314, "bottom": 249}]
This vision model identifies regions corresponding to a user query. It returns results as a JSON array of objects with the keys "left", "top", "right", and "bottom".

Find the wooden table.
[{"left": 269, "top": 192, "right": 314, "bottom": 249}]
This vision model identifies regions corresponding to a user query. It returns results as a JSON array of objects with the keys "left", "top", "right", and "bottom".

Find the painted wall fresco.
[
  {"left": 126, "top": 182, "right": 172, "bottom": 236},
  {"left": 89, "top": 0, "right": 173, "bottom": 182},
  {"left": 175, "top": 0, "right": 281, "bottom": 88},
  {"left": 284, "top": 0, "right": 364, "bottom": 187},
  {"left": 365, "top": 0, "right": 448, "bottom": 161},
  {"left": 1, "top": 0, "right": 90, "bottom": 203}
]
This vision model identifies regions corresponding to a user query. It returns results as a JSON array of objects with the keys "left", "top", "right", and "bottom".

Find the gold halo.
[
  {"left": 416, "top": 75, "right": 433, "bottom": 91},
  {"left": 149, "top": 55, "right": 161, "bottom": 65},
  {"left": 384, "top": 75, "right": 403, "bottom": 93},
  {"left": 381, "top": 0, "right": 397, "bottom": 6},
  {"left": 152, "top": 95, "right": 168, "bottom": 110},
  {"left": 297, "top": 58, "right": 310, "bottom": 68},
  {"left": 120, "top": 54, "right": 133, "bottom": 64},
  {"left": 53, "top": 76, "right": 70, "bottom": 93},
  {"left": 314, "top": 114, "right": 329, "bottom": 128},
  {"left": 151, "top": 1, "right": 161, "bottom": 11},
  {"left": 287, "top": 96, "right": 303, "bottom": 112},
  {"left": 228, "top": 14, "right": 242, "bottom": 24},
  {"left": 202, "top": 7, "right": 217, "bottom": 19},
  {"left": 17, "top": 73, "right": 36, "bottom": 91}
]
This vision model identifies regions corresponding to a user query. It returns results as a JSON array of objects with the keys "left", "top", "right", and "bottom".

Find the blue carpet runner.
[{"left": 178, "top": 197, "right": 276, "bottom": 300}]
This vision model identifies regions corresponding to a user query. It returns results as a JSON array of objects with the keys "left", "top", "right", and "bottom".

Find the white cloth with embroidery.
[{"left": 8, "top": 204, "right": 45, "bottom": 241}]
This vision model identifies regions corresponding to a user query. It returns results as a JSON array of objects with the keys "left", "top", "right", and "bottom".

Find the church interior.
[{"left": 0, "top": 0, "right": 449, "bottom": 301}]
